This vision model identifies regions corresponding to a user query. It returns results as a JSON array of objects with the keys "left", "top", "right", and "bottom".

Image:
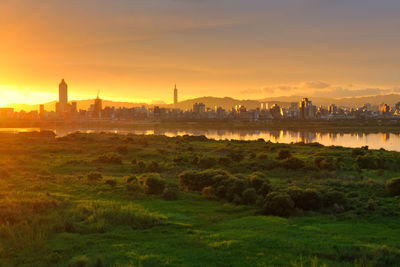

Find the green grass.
[{"left": 0, "top": 132, "right": 399, "bottom": 266}]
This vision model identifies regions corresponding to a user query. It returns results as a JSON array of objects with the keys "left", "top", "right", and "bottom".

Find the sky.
[{"left": 0, "top": 0, "right": 400, "bottom": 106}]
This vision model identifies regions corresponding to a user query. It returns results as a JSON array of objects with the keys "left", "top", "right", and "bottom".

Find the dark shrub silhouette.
[
  {"left": 386, "top": 177, "right": 400, "bottom": 196},
  {"left": 263, "top": 192, "right": 295, "bottom": 217},
  {"left": 280, "top": 157, "right": 305, "bottom": 170},
  {"left": 287, "top": 186, "right": 321, "bottom": 210},
  {"left": 198, "top": 157, "right": 217, "bottom": 168},
  {"left": 139, "top": 173, "right": 165, "bottom": 195},
  {"left": 249, "top": 171, "right": 265, "bottom": 189},
  {"left": 202, "top": 186, "right": 216, "bottom": 199},
  {"left": 242, "top": 188, "right": 257, "bottom": 204},
  {"left": 276, "top": 149, "right": 292, "bottom": 160},
  {"left": 105, "top": 179, "right": 117, "bottom": 188},
  {"left": 87, "top": 172, "right": 102, "bottom": 182}
]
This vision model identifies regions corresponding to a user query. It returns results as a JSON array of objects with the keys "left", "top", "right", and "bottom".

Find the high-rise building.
[
  {"left": 174, "top": 84, "right": 178, "bottom": 108},
  {"left": 58, "top": 79, "right": 68, "bottom": 112},
  {"left": 92, "top": 95, "right": 102, "bottom": 119}
]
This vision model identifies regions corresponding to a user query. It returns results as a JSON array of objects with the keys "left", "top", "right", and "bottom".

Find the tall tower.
[
  {"left": 174, "top": 84, "right": 178, "bottom": 108},
  {"left": 59, "top": 79, "right": 68, "bottom": 112}
]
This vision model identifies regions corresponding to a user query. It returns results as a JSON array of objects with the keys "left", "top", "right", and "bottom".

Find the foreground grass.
[{"left": 0, "top": 132, "right": 399, "bottom": 266}]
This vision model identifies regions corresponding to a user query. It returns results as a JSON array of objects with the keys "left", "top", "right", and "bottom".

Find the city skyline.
[{"left": 1, "top": 1, "right": 400, "bottom": 106}]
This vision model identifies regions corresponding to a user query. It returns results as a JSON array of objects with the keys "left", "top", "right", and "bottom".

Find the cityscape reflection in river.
[{"left": 0, "top": 127, "right": 399, "bottom": 152}]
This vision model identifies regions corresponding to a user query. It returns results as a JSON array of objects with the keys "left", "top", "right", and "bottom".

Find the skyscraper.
[
  {"left": 59, "top": 79, "right": 68, "bottom": 112},
  {"left": 174, "top": 84, "right": 178, "bottom": 108}
]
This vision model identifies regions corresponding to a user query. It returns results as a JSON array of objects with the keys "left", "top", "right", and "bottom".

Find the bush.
[
  {"left": 93, "top": 153, "right": 122, "bottom": 164},
  {"left": 178, "top": 169, "right": 230, "bottom": 191},
  {"left": 276, "top": 149, "right": 292, "bottom": 160},
  {"left": 242, "top": 188, "right": 257, "bottom": 204},
  {"left": 126, "top": 181, "right": 143, "bottom": 195},
  {"left": 386, "top": 178, "right": 400, "bottom": 196},
  {"left": 314, "top": 156, "right": 334, "bottom": 170},
  {"left": 262, "top": 192, "right": 295, "bottom": 217},
  {"left": 287, "top": 186, "right": 321, "bottom": 210},
  {"left": 249, "top": 171, "right": 265, "bottom": 189},
  {"left": 202, "top": 186, "right": 216, "bottom": 199},
  {"left": 258, "top": 181, "right": 272, "bottom": 196},
  {"left": 198, "top": 157, "right": 217, "bottom": 168},
  {"left": 321, "top": 190, "right": 346, "bottom": 207},
  {"left": 68, "top": 255, "right": 89, "bottom": 267},
  {"left": 116, "top": 145, "right": 128, "bottom": 155},
  {"left": 105, "top": 179, "right": 117, "bottom": 188},
  {"left": 162, "top": 184, "right": 179, "bottom": 200},
  {"left": 355, "top": 155, "right": 385, "bottom": 169},
  {"left": 87, "top": 172, "right": 102, "bottom": 182},
  {"left": 139, "top": 173, "right": 165, "bottom": 195},
  {"left": 280, "top": 157, "right": 305, "bottom": 170},
  {"left": 352, "top": 148, "right": 366, "bottom": 157}
]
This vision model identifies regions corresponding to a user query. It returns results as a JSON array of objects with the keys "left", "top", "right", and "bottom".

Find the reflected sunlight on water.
[{"left": 0, "top": 127, "right": 399, "bottom": 151}]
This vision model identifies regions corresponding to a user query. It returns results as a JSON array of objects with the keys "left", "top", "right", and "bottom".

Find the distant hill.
[{"left": 3, "top": 93, "right": 400, "bottom": 112}]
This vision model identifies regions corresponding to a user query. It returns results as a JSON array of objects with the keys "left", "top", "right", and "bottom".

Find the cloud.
[
  {"left": 241, "top": 81, "right": 400, "bottom": 98},
  {"left": 301, "top": 81, "right": 330, "bottom": 89}
]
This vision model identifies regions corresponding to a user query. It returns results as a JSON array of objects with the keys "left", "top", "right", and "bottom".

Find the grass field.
[{"left": 0, "top": 132, "right": 399, "bottom": 266}]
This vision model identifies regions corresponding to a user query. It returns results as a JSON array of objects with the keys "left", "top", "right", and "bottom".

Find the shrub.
[
  {"left": 314, "top": 156, "right": 334, "bottom": 170},
  {"left": 198, "top": 157, "right": 217, "bottom": 168},
  {"left": 139, "top": 173, "right": 165, "bottom": 195},
  {"left": 258, "top": 181, "right": 272, "bottom": 196},
  {"left": 355, "top": 155, "right": 384, "bottom": 169},
  {"left": 178, "top": 169, "right": 230, "bottom": 191},
  {"left": 105, "top": 179, "right": 117, "bottom": 188},
  {"left": 256, "top": 152, "right": 269, "bottom": 160},
  {"left": 93, "top": 153, "right": 122, "bottom": 164},
  {"left": 262, "top": 192, "right": 295, "bottom": 217},
  {"left": 242, "top": 188, "right": 257, "bottom": 204},
  {"left": 321, "top": 190, "right": 346, "bottom": 207},
  {"left": 162, "top": 184, "right": 179, "bottom": 200},
  {"left": 249, "top": 171, "right": 265, "bottom": 189},
  {"left": 228, "top": 151, "right": 244, "bottom": 162},
  {"left": 386, "top": 178, "right": 400, "bottom": 196},
  {"left": 146, "top": 161, "right": 160, "bottom": 172},
  {"left": 352, "top": 148, "right": 366, "bottom": 157},
  {"left": 280, "top": 157, "right": 305, "bottom": 170},
  {"left": 126, "top": 181, "right": 143, "bottom": 195},
  {"left": 287, "top": 186, "right": 321, "bottom": 210},
  {"left": 87, "top": 172, "right": 102, "bottom": 182},
  {"left": 131, "top": 158, "right": 137, "bottom": 165},
  {"left": 202, "top": 186, "right": 216, "bottom": 199},
  {"left": 68, "top": 255, "right": 89, "bottom": 267},
  {"left": 116, "top": 145, "right": 128, "bottom": 155},
  {"left": 276, "top": 149, "right": 292, "bottom": 160}
]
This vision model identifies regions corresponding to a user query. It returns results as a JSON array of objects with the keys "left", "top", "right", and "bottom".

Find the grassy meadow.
[{"left": 0, "top": 132, "right": 400, "bottom": 266}]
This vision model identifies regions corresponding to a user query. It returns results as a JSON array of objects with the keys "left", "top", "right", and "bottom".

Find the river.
[{"left": 0, "top": 127, "right": 398, "bottom": 152}]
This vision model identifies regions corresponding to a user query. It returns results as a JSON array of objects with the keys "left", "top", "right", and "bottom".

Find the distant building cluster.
[{"left": 1, "top": 79, "right": 400, "bottom": 122}]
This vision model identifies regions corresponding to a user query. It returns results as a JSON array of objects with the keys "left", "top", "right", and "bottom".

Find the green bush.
[
  {"left": 262, "top": 192, "right": 295, "bottom": 217},
  {"left": 139, "top": 173, "right": 165, "bottom": 195},
  {"left": 178, "top": 169, "right": 230, "bottom": 191},
  {"left": 314, "top": 156, "right": 334, "bottom": 170},
  {"left": 287, "top": 186, "right": 321, "bottom": 210},
  {"left": 68, "top": 255, "right": 89, "bottom": 267},
  {"left": 258, "top": 181, "right": 272, "bottom": 196},
  {"left": 242, "top": 188, "right": 257, "bottom": 204},
  {"left": 87, "top": 172, "right": 102, "bottom": 182},
  {"left": 202, "top": 186, "right": 216, "bottom": 199},
  {"left": 355, "top": 155, "right": 385, "bottom": 169},
  {"left": 276, "top": 149, "right": 292, "bottom": 160},
  {"left": 249, "top": 171, "right": 265, "bottom": 189},
  {"left": 280, "top": 157, "right": 305, "bottom": 170},
  {"left": 386, "top": 177, "right": 400, "bottom": 196},
  {"left": 105, "top": 179, "right": 117, "bottom": 188},
  {"left": 321, "top": 190, "right": 346, "bottom": 207},
  {"left": 198, "top": 157, "right": 218, "bottom": 168}
]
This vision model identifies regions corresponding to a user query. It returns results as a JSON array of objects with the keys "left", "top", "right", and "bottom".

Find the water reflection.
[{"left": 0, "top": 127, "right": 399, "bottom": 152}]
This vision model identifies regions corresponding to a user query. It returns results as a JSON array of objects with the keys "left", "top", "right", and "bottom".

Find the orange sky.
[{"left": 0, "top": 0, "right": 399, "bottom": 106}]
